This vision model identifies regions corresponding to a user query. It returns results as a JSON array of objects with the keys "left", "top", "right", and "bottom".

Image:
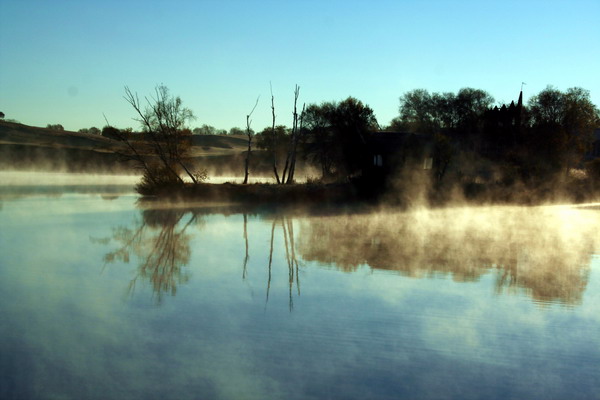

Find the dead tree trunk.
[
  {"left": 243, "top": 97, "right": 260, "bottom": 185},
  {"left": 286, "top": 103, "right": 305, "bottom": 184},
  {"left": 282, "top": 85, "right": 300, "bottom": 184},
  {"left": 271, "top": 84, "right": 281, "bottom": 184}
]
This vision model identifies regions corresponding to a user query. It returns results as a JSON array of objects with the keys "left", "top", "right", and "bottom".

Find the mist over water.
[
  {"left": 1, "top": 180, "right": 600, "bottom": 399},
  {"left": 299, "top": 204, "right": 600, "bottom": 306},
  {"left": 0, "top": 171, "right": 140, "bottom": 186}
]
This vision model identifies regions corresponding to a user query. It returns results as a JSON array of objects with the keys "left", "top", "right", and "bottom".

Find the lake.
[{"left": 1, "top": 179, "right": 600, "bottom": 400}]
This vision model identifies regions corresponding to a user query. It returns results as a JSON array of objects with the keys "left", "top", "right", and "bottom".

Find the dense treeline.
[
  {"left": 385, "top": 86, "right": 600, "bottom": 198},
  {"left": 390, "top": 87, "right": 495, "bottom": 134},
  {"left": 69, "top": 84, "right": 599, "bottom": 199}
]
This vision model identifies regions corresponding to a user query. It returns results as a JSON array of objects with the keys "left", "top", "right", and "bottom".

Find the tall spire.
[
  {"left": 518, "top": 82, "right": 526, "bottom": 108},
  {"left": 515, "top": 84, "right": 524, "bottom": 133}
]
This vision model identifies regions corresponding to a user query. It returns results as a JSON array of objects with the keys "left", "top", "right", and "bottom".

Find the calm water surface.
[{"left": 1, "top": 185, "right": 600, "bottom": 400}]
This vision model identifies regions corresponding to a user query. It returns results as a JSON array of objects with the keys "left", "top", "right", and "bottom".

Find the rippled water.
[{"left": 1, "top": 185, "right": 600, "bottom": 399}]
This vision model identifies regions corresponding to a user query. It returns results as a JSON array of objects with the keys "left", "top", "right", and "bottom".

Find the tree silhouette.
[
  {"left": 526, "top": 86, "right": 599, "bottom": 176},
  {"left": 397, "top": 88, "right": 494, "bottom": 136},
  {"left": 46, "top": 124, "right": 64, "bottom": 131},
  {"left": 119, "top": 85, "right": 206, "bottom": 193},
  {"left": 243, "top": 97, "right": 260, "bottom": 184},
  {"left": 281, "top": 85, "right": 304, "bottom": 184},
  {"left": 303, "top": 97, "right": 378, "bottom": 180}
]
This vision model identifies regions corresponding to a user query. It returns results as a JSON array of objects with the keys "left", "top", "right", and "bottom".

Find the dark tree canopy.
[
  {"left": 78, "top": 126, "right": 101, "bottom": 135},
  {"left": 228, "top": 127, "right": 246, "bottom": 136},
  {"left": 303, "top": 97, "right": 378, "bottom": 180},
  {"left": 46, "top": 124, "right": 64, "bottom": 131},
  {"left": 397, "top": 88, "right": 494, "bottom": 135},
  {"left": 102, "top": 125, "right": 127, "bottom": 140},
  {"left": 193, "top": 124, "right": 227, "bottom": 135},
  {"left": 454, "top": 88, "right": 495, "bottom": 134},
  {"left": 256, "top": 125, "right": 291, "bottom": 161},
  {"left": 526, "top": 86, "right": 600, "bottom": 175}
]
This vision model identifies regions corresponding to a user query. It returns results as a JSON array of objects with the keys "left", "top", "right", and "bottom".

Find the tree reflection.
[
  {"left": 100, "top": 208, "right": 200, "bottom": 303},
  {"left": 242, "top": 213, "right": 249, "bottom": 280},
  {"left": 297, "top": 207, "right": 598, "bottom": 305},
  {"left": 264, "top": 215, "right": 300, "bottom": 311},
  {"left": 94, "top": 204, "right": 597, "bottom": 307}
]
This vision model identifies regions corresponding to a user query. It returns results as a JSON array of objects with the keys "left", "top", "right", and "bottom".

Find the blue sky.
[{"left": 1, "top": 0, "right": 598, "bottom": 132}]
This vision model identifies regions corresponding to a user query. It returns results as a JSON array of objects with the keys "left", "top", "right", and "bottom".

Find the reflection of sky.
[{"left": 1, "top": 195, "right": 600, "bottom": 399}]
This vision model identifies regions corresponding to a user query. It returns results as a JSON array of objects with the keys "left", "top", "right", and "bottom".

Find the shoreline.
[{"left": 140, "top": 179, "right": 600, "bottom": 209}]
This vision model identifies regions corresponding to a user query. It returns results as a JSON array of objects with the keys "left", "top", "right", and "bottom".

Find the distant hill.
[
  {"left": 0, "top": 120, "right": 122, "bottom": 152},
  {"left": 0, "top": 121, "right": 274, "bottom": 176}
]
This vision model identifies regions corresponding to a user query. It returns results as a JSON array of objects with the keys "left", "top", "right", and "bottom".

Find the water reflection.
[
  {"left": 4, "top": 192, "right": 600, "bottom": 399},
  {"left": 98, "top": 204, "right": 306, "bottom": 307},
  {"left": 98, "top": 209, "right": 200, "bottom": 303},
  {"left": 98, "top": 204, "right": 600, "bottom": 307},
  {"left": 298, "top": 206, "right": 598, "bottom": 306},
  {"left": 264, "top": 215, "right": 300, "bottom": 310}
]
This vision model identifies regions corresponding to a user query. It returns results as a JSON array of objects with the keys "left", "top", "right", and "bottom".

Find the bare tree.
[
  {"left": 286, "top": 102, "right": 305, "bottom": 184},
  {"left": 281, "top": 85, "right": 302, "bottom": 184},
  {"left": 118, "top": 85, "right": 206, "bottom": 192},
  {"left": 270, "top": 83, "right": 281, "bottom": 184},
  {"left": 243, "top": 96, "right": 260, "bottom": 184}
]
